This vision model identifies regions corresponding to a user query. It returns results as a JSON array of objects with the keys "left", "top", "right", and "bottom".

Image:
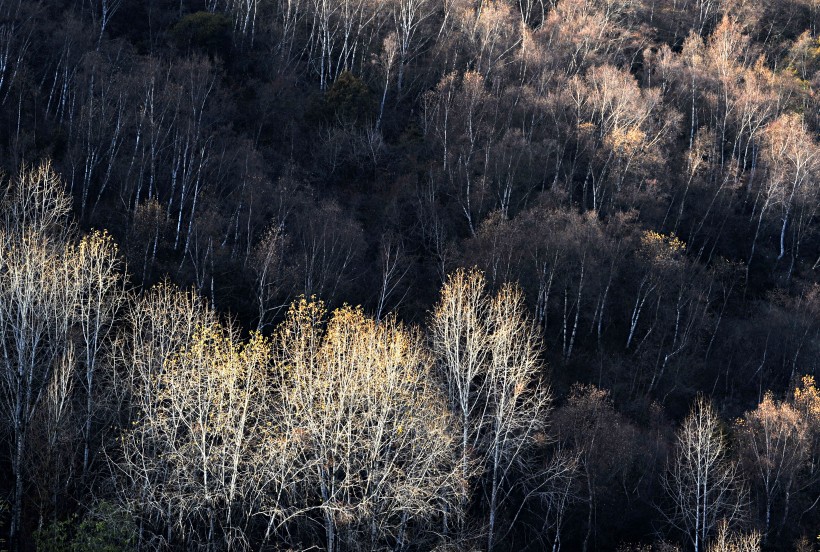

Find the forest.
[{"left": 0, "top": 0, "right": 818, "bottom": 550}]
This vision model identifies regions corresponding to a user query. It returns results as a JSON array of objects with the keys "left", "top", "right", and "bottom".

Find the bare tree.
[
  {"left": 790, "top": 375, "right": 820, "bottom": 534},
  {"left": 484, "top": 282, "right": 551, "bottom": 550},
  {"left": 752, "top": 114, "right": 820, "bottom": 278},
  {"left": 0, "top": 163, "right": 75, "bottom": 548},
  {"left": 0, "top": 162, "right": 132, "bottom": 549},
  {"left": 117, "top": 283, "right": 276, "bottom": 550},
  {"left": 269, "top": 298, "right": 462, "bottom": 551},
  {"left": 706, "top": 519, "right": 761, "bottom": 552},
  {"left": 431, "top": 268, "right": 490, "bottom": 539},
  {"left": 1, "top": 161, "right": 73, "bottom": 239},
  {"left": 26, "top": 343, "right": 79, "bottom": 527},
  {"left": 307, "top": 0, "right": 385, "bottom": 89},
  {"left": 0, "top": 0, "right": 34, "bottom": 105},
  {"left": 85, "top": 0, "right": 124, "bottom": 47},
  {"left": 431, "top": 268, "right": 551, "bottom": 549},
  {"left": 662, "top": 397, "right": 748, "bottom": 552},
  {"left": 424, "top": 71, "right": 498, "bottom": 234},
  {"left": 268, "top": 0, "right": 308, "bottom": 70},
  {"left": 115, "top": 282, "right": 216, "bottom": 548},
  {"left": 250, "top": 223, "right": 286, "bottom": 330},
  {"left": 390, "top": 0, "right": 436, "bottom": 94},
  {"left": 571, "top": 64, "right": 673, "bottom": 212},
  {"left": 736, "top": 392, "right": 809, "bottom": 541},
  {"left": 534, "top": 447, "right": 580, "bottom": 552},
  {"left": 374, "top": 230, "right": 411, "bottom": 320},
  {"left": 226, "top": 0, "right": 261, "bottom": 45},
  {"left": 148, "top": 323, "right": 270, "bottom": 550},
  {"left": 288, "top": 199, "right": 364, "bottom": 304},
  {"left": 65, "top": 52, "right": 129, "bottom": 222},
  {"left": 553, "top": 384, "right": 645, "bottom": 552},
  {"left": 376, "top": 31, "right": 398, "bottom": 129},
  {"left": 71, "top": 230, "right": 126, "bottom": 479}
]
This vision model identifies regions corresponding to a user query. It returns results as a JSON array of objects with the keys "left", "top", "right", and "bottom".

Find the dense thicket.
[{"left": 0, "top": 0, "right": 818, "bottom": 550}]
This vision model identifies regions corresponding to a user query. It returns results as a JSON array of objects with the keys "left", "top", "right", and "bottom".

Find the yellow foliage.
[
  {"left": 578, "top": 121, "right": 596, "bottom": 136},
  {"left": 269, "top": 295, "right": 457, "bottom": 536},
  {"left": 606, "top": 125, "right": 646, "bottom": 154},
  {"left": 640, "top": 230, "right": 686, "bottom": 266},
  {"left": 794, "top": 375, "right": 820, "bottom": 423}
]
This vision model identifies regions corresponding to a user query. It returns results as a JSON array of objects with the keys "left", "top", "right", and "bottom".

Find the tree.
[
  {"left": 0, "top": 163, "right": 76, "bottom": 548},
  {"left": 431, "top": 268, "right": 551, "bottom": 549},
  {"left": 224, "top": 0, "right": 261, "bottom": 45},
  {"left": 115, "top": 282, "right": 216, "bottom": 548},
  {"left": 26, "top": 340, "right": 78, "bottom": 526},
  {"left": 374, "top": 230, "right": 411, "bottom": 321},
  {"left": 171, "top": 12, "right": 232, "bottom": 55},
  {"left": 552, "top": 384, "right": 647, "bottom": 552},
  {"left": 736, "top": 392, "right": 809, "bottom": 541},
  {"left": 118, "top": 284, "right": 270, "bottom": 550},
  {"left": 0, "top": 0, "right": 34, "bottom": 106},
  {"left": 705, "top": 519, "right": 760, "bottom": 552},
  {"left": 305, "top": 0, "right": 385, "bottom": 90},
  {"left": 423, "top": 71, "right": 497, "bottom": 234},
  {"left": 431, "top": 268, "right": 488, "bottom": 538},
  {"left": 389, "top": 0, "right": 436, "bottom": 94},
  {"left": 0, "top": 162, "right": 128, "bottom": 548},
  {"left": 570, "top": 64, "right": 674, "bottom": 212},
  {"left": 270, "top": 298, "right": 461, "bottom": 551},
  {"left": 65, "top": 52, "right": 129, "bottom": 222},
  {"left": 791, "top": 375, "right": 820, "bottom": 535},
  {"left": 626, "top": 230, "right": 714, "bottom": 396},
  {"left": 754, "top": 113, "right": 820, "bottom": 279},
  {"left": 456, "top": 0, "right": 521, "bottom": 80},
  {"left": 376, "top": 32, "right": 398, "bottom": 129},
  {"left": 250, "top": 222, "right": 286, "bottom": 330},
  {"left": 153, "top": 324, "right": 269, "bottom": 550},
  {"left": 663, "top": 398, "right": 748, "bottom": 552},
  {"left": 484, "top": 282, "right": 552, "bottom": 549},
  {"left": 460, "top": 205, "right": 622, "bottom": 366},
  {"left": 34, "top": 501, "right": 137, "bottom": 552},
  {"left": 85, "top": 0, "right": 124, "bottom": 48},
  {"left": 287, "top": 199, "right": 364, "bottom": 304},
  {"left": 72, "top": 230, "right": 126, "bottom": 478}
]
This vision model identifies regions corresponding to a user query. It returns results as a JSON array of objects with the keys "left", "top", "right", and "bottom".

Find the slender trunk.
[
  {"left": 565, "top": 255, "right": 585, "bottom": 361},
  {"left": 377, "top": 67, "right": 389, "bottom": 130},
  {"left": 582, "top": 474, "right": 593, "bottom": 552},
  {"left": 488, "top": 443, "right": 500, "bottom": 551},
  {"left": 777, "top": 209, "right": 789, "bottom": 261},
  {"left": 11, "top": 424, "right": 24, "bottom": 549},
  {"left": 320, "top": 468, "right": 335, "bottom": 552},
  {"left": 83, "top": 363, "right": 94, "bottom": 476},
  {"left": 777, "top": 481, "right": 792, "bottom": 538}
]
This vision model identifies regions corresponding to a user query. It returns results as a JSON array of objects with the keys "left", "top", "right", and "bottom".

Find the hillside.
[{"left": 0, "top": 0, "right": 818, "bottom": 550}]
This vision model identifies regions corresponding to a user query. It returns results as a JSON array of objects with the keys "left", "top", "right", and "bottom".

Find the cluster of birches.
[
  {"left": 1, "top": 163, "right": 818, "bottom": 551},
  {"left": 0, "top": 0, "right": 819, "bottom": 550}
]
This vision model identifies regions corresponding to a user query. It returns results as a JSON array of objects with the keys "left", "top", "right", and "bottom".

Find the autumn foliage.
[{"left": 0, "top": 0, "right": 818, "bottom": 549}]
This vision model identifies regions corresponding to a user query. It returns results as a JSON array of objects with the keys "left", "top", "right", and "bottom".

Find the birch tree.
[
  {"left": 663, "top": 398, "right": 748, "bottom": 552},
  {"left": 706, "top": 519, "right": 760, "bottom": 552},
  {"left": 0, "top": 163, "right": 125, "bottom": 547},
  {"left": 431, "top": 268, "right": 551, "bottom": 549},
  {"left": 0, "top": 163, "right": 75, "bottom": 548},
  {"left": 270, "top": 298, "right": 462, "bottom": 551},
  {"left": 736, "top": 392, "right": 808, "bottom": 542},
  {"left": 116, "top": 282, "right": 215, "bottom": 549},
  {"left": 118, "top": 283, "right": 275, "bottom": 550},
  {"left": 389, "top": 0, "right": 436, "bottom": 94},
  {"left": 72, "top": 230, "right": 126, "bottom": 479},
  {"left": 757, "top": 114, "right": 820, "bottom": 278}
]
